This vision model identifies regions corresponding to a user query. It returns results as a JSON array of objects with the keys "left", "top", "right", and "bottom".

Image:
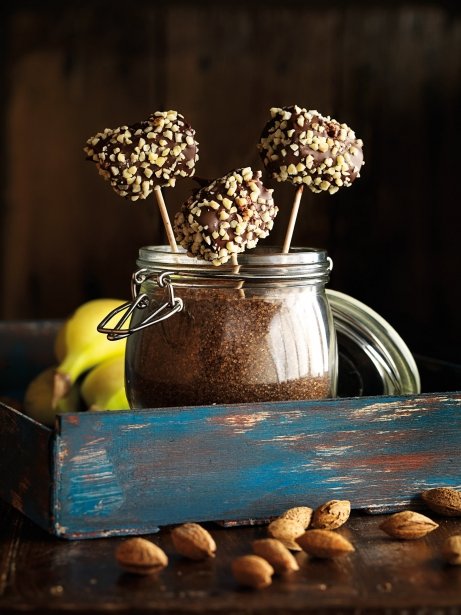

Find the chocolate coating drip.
[
  {"left": 174, "top": 167, "right": 278, "bottom": 266},
  {"left": 84, "top": 110, "right": 199, "bottom": 201},
  {"left": 258, "top": 105, "right": 364, "bottom": 194}
]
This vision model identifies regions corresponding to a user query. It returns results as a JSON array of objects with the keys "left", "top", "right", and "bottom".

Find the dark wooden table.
[{"left": 1, "top": 501, "right": 460, "bottom": 614}]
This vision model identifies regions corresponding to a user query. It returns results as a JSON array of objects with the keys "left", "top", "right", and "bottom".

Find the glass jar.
[
  {"left": 327, "top": 289, "right": 421, "bottom": 397},
  {"left": 101, "top": 245, "right": 337, "bottom": 409}
]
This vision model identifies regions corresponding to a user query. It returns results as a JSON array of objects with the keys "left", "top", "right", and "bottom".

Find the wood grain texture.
[
  {"left": 1, "top": 499, "right": 461, "bottom": 614},
  {"left": 46, "top": 391, "right": 460, "bottom": 539},
  {"left": 1, "top": 323, "right": 459, "bottom": 540},
  {"left": 0, "top": 404, "right": 52, "bottom": 533},
  {"left": 0, "top": 1, "right": 460, "bottom": 364}
]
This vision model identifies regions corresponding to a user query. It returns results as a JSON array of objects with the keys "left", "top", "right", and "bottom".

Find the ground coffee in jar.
[{"left": 100, "top": 246, "right": 337, "bottom": 408}]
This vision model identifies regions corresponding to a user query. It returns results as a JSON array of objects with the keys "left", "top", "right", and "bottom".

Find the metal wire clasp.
[{"left": 97, "top": 270, "right": 184, "bottom": 340}]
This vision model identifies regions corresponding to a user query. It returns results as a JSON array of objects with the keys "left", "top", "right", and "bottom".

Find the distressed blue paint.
[
  {"left": 2, "top": 323, "right": 460, "bottom": 539},
  {"left": 48, "top": 392, "right": 461, "bottom": 539},
  {"left": 66, "top": 444, "right": 124, "bottom": 516},
  {"left": 2, "top": 392, "right": 460, "bottom": 539}
]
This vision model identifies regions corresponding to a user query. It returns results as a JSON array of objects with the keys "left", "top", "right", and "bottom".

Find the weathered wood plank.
[
  {"left": 52, "top": 391, "right": 460, "bottom": 539},
  {"left": 0, "top": 320, "right": 459, "bottom": 539},
  {"left": 0, "top": 403, "right": 53, "bottom": 533},
  {"left": 2, "top": 498, "right": 461, "bottom": 613}
]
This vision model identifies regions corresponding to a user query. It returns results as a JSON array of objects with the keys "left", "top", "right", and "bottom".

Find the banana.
[
  {"left": 54, "top": 298, "right": 128, "bottom": 403},
  {"left": 23, "top": 367, "right": 81, "bottom": 427},
  {"left": 81, "top": 355, "right": 130, "bottom": 411}
]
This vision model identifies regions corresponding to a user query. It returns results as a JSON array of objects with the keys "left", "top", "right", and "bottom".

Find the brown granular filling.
[{"left": 126, "top": 288, "right": 332, "bottom": 408}]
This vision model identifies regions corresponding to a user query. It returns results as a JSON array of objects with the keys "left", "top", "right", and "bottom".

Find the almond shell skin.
[
  {"left": 296, "top": 529, "right": 355, "bottom": 558},
  {"left": 379, "top": 511, "right": 439, "bottom": 540}
]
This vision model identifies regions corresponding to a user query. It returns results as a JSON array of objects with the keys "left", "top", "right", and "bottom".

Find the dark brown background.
[{"left": 0, "top": 0, "right": 460, "bottom": 364}]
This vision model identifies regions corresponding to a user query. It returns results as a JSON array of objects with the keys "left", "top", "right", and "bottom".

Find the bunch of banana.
[{"left": 23, "top": 299, "right": 130, "bottom": 427}]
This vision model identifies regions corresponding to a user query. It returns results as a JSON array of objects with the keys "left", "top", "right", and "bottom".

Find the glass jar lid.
[{"left": 327, "top": 289, "right": 421, "bottom": 397}]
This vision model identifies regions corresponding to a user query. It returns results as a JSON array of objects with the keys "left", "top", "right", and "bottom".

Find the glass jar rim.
[
  {"left": 136, "top": 245, "right": 331, "bottom": 282},
  {"left": 138, "top": 244, "right": 327, "bottom": 264}
]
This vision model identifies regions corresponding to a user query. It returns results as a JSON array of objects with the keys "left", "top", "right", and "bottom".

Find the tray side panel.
[
  {"left": 54, "top": 392, "right": 461, "bottom": 539},
  {"left": 0, "top": 403, "right": 53, "bottom": 532}
]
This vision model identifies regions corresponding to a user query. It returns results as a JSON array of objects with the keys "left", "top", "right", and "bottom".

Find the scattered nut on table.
[
  {"left": 232, "top": 554, "right": 274, "bottom": 589},
  {"left": 252, "top": 538, "right": 300, "bottom": 574},
  {"left": 379, "top": 511, "right": 439, "bottom": 540},
  {"left": 267, "top": 518, "right": 305, "bottom": 551},
  {"left": 312, "top": 499, "right": 351, "bottom": 530},
  {"left": 171, "top": 523, "right": 216, "bottom": 560},
  {"left": 296, "top": 529, "right": 355, "bottom": 558},
  {"left": 278, "top": 506, "right": 313, "bottom": 529},
  {"left": 115, "top": 537, "right": 168, "bottom": 575},
  {"left": 442, "top": 535, "right": 461, "bottom": 565},
  {"left": 421, "top": 487, "right": 461, "bottom": 517}
]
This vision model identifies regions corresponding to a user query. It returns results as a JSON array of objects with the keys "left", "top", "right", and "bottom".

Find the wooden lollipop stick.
[
  {"left": 231, "top": 253, "right": 240, "bottom": 270},
  {"left": 154, "top": 185, "right": 178, "bottom": 252},
  {"left": 231, "top": 253, "right": 245, "bottom": 298},
  {"left": 282, "top": 184, "right": 304, "bottom": 254}
]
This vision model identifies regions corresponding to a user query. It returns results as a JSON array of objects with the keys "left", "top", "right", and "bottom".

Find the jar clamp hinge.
[{"left": 97, "top": 270, "right": 183, "bottom": 340}]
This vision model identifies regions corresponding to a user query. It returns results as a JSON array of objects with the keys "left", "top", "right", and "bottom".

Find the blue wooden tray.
[
  {"left": 0, "top": 322, "right": 460, "bottom": 539},
  {"left": 1, "top": 392, "right": 460, "bottom": 539}
]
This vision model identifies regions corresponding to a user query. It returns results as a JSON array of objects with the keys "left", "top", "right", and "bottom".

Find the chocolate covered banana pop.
[
  {"left": 85, "top": 110, "right": 199, "bottom": 251},
  {"left": 174, "top": 167, "right": 277, "bottom": 266},
  {"left": 258, "top": 105, "right": 364, "bottom": 195},
  {"left": 84, "top": 110, "right": 199, "bottom": 201},
  {"left": 259, "top": 105, "right": 364, "bottom": 252}
]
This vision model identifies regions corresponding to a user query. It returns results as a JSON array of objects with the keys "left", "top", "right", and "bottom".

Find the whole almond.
[
  {"left": 379, "top": 511, "right": 439, "bottom": 540},
  {"left": 252, "top": 538, "right": 300, "bottom": 574},
  {"left": 267, "top": 518, "right": 304, "bottom": 551},
  {"left": 171, "top": 523, "right": 216, "bottom": 560},
  {"left": 296, "top": 529, "right": 355, "bottom": 558},
  {"left": 421, "top": 487, "right": 461, "bottom": 517},
  {"left": 232, "top": 554, "right": 274, "bottom": 589},
  {"left": 442, "top": 535, "right": 461, "bottom": 565},
  {"left": 312, "top": 500, "right": 351, "bottom": 530},
  {"left": 115, "top": 537, "right": 168, "bottom": 575},
  {"left": 279, "top": 506, "right": 313, "bottom": 529}
]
